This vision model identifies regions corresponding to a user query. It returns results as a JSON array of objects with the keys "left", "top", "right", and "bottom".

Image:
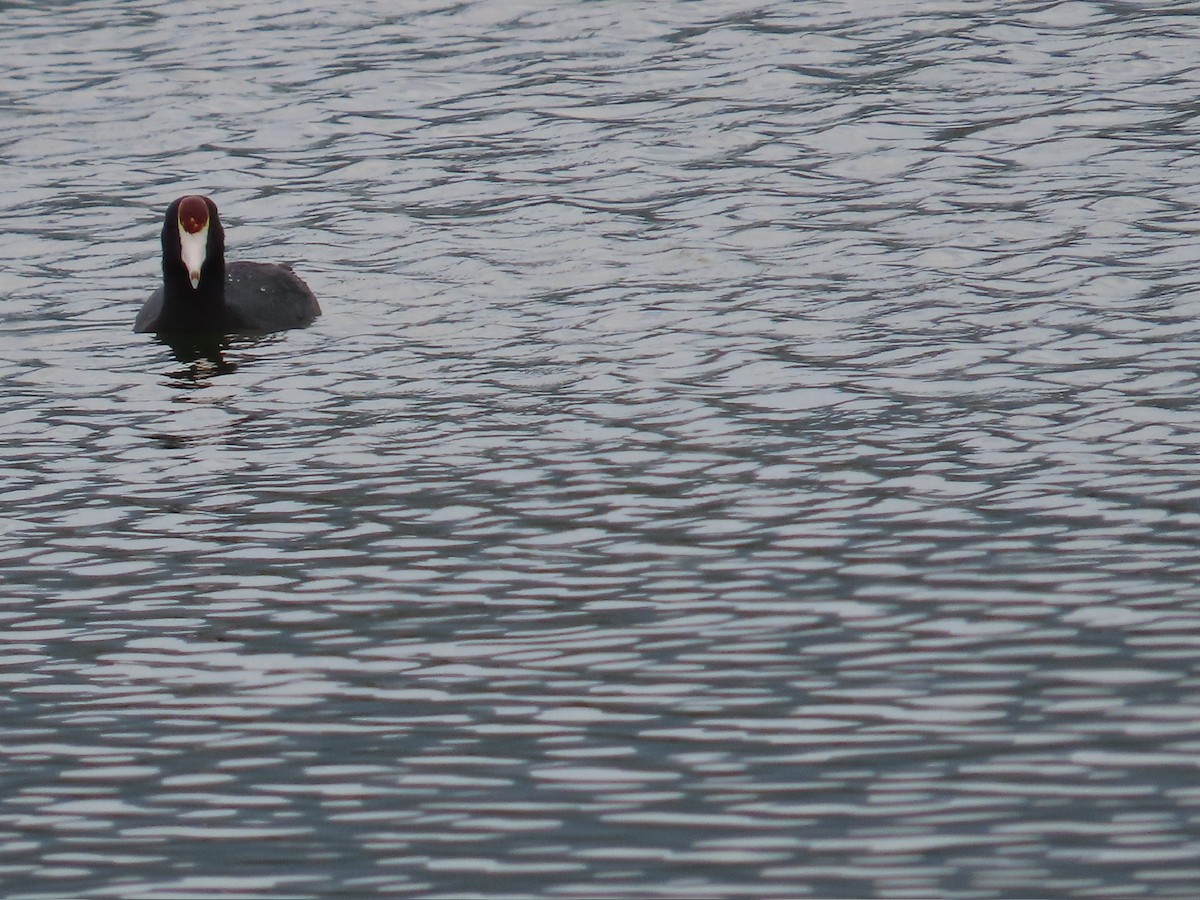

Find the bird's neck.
[{"left": 160, "top": 260, "right": 229, "bottom": 330}]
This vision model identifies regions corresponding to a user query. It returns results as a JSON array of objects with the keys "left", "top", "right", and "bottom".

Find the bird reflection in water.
[
  {"left": 150, "top": 334, "right": 271, "bottom": 448},
  {"left": 158, "top": 334, "right": 263, "bottom": 386}
]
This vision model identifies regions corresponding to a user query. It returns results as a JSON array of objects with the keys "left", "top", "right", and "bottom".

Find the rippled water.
[{"left": 3, "top": 1, "right": 1200, "bottom": 897}]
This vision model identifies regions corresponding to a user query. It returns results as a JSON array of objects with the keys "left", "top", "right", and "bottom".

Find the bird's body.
[{"left": 135, "top": 195, "right": 320, "bottom": 335}]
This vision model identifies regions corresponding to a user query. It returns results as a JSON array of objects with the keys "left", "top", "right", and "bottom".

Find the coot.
[{"left": 135, "top": 195, "right": 321, "bottom": 334}]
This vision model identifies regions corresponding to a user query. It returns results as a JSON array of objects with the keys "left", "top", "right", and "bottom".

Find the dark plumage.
[{"left": 135, "top": 195, "right": 321, "bottom": 335}]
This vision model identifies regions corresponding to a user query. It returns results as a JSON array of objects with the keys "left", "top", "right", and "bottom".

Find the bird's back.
[{"left": 224, "top": 261, "right": 321, "bottom": 332}]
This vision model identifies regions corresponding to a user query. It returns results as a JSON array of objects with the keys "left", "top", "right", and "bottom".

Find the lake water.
[{"left": 3, "top": 1, "right": 1200, "bottom": 897}]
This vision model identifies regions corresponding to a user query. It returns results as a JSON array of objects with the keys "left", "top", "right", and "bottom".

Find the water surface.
[{"left": 2, "top": 1, "right": 1200, "bottom": 897}]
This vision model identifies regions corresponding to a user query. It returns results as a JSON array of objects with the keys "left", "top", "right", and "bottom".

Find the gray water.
[{"left": 3, "top": 1, "right": 1200, "bottom": 897}]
